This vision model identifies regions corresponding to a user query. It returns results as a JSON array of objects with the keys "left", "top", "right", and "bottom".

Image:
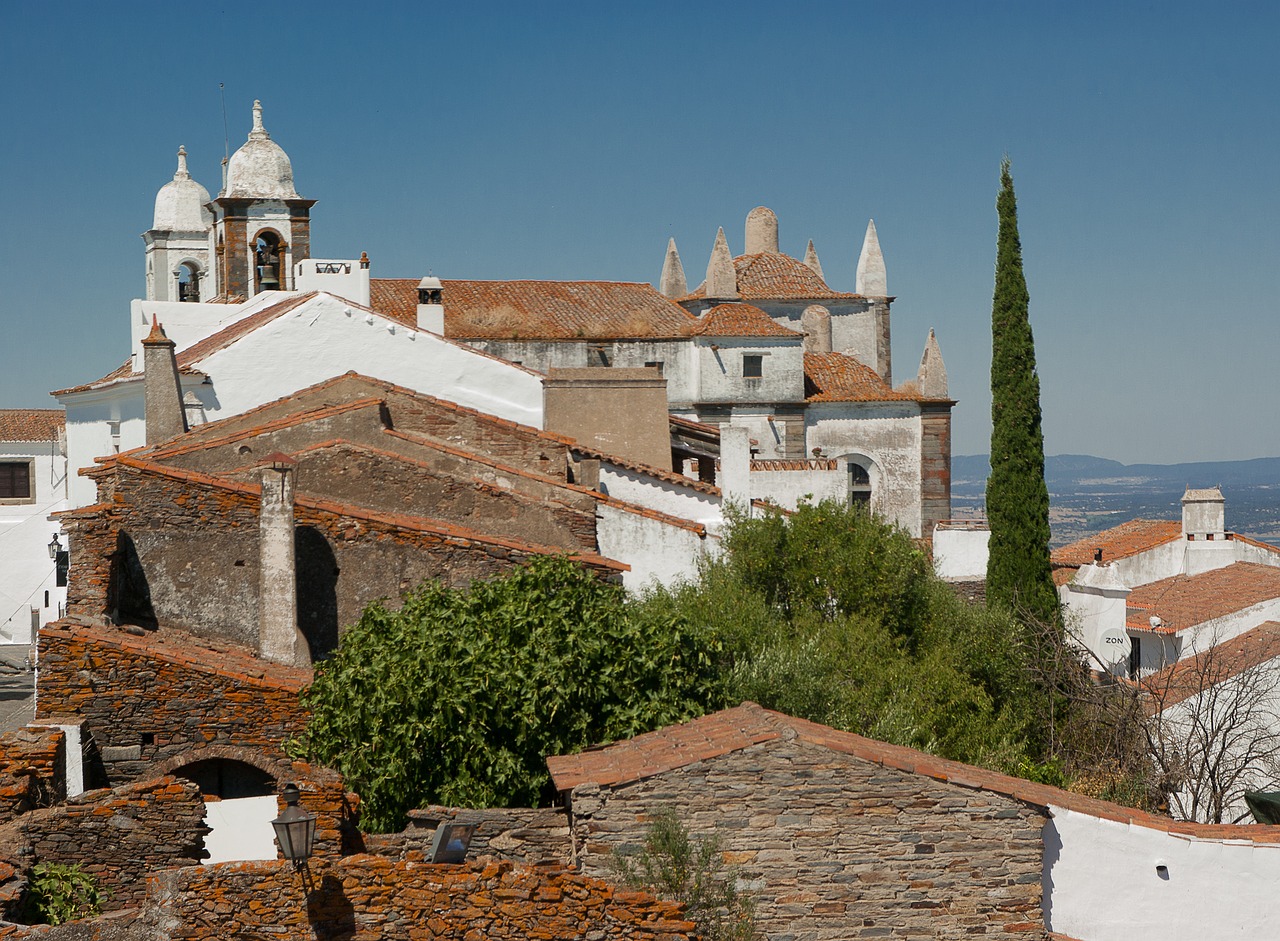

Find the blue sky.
[{"left": 2, "top": 1, "right": 1278, "bottom": 464}]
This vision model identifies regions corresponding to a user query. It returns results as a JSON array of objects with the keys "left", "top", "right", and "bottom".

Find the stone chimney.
[
  {"left": 141, "top": 317, "right": 188, "bottom": 445},
  {"left": 659, "top": 238, "right": 688, "bottom": 298},
  {"left": 856, "top": 219, "right": 887, "bottom": 296},
  {"left": 258, "top": 454, "right": 310, "bottom": 668},
  {"left": 744, "top": 206, "right": 778, "bottom": 255},
  {"left": 916, "top": 329, "right": 948, "bottom": 398},
  {"left": 705, "top": 228, "right": 739, "bottom": 300},
  {"left": 417, "top": 275, "right": 444, "bottom": 333},
  {"left": 544, "top": 368, "right": 672, "bottom": 471},
  {"left": 1182, "top": 487, "right": 1226, "bottom": 540},
  {"left": 801, "top": 305, "right": 832, "bottom": 354},
  {"left": 802, "top": 239, "right": 824, "bottom": 281},
  {"left": 718, "top": 425, "right": 752, "bottom": 509}
]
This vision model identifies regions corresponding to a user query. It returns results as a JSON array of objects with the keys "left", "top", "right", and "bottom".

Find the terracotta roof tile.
[
  {"left": 691, "top": 303, "right": 802, "bottom": 338},
  {"left": 0, "top": 409, "right": 64, "bottom": 441},
  {"left": 546, "top": 702, "right": 1280, "bottom": 843},
  {"left": 682, "top": 253, "right": 862, "bottom": 302},
  {"left": 1143, "top": 621, "right": 1280, "bottom": 711},
  {"left": 52, "top": 359, "right": 206, "bottom": 397},
  {"left": 371, "top": 278, "right": 697, "bottom": 340},
  {"left": 803, "top": 352, "right": 918, "bottom": 402},
  {"left": 750, "top": 458, "right": 839, "bottom": 471},
  {"left": 1126, "top": 563, "right": 1280, "bottom": 633},
  {"left": 1053, "top": 519, "right": 1183, "bottom": 568}
]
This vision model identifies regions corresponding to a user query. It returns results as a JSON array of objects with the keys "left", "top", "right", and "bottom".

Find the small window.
[
  {"left": 645, "top": 360, "right": 664, "bottom": 376},
  {"left": 742, "top": 354, "right": 763, "bottom": 378},
  {"left": 0, "top": 460, "right": 33, "bottom": 503},
  {"left": 1128, "top": 636, "right": 1142, "bottom": 680},
  {"left": 849, "top": 460, "right": 871, "bottom": 511}
]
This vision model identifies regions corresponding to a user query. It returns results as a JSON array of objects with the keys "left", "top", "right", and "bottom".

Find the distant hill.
[{"left": 952, "top": 454, "right": 1280, "bottom": 548}]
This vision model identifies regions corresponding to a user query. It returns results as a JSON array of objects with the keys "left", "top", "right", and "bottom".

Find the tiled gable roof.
[
  {"left": 0, "top": 409, "right": 64, "bottom": 441},
  {"left": 683, "top": 253, "right": 862, "bottom": 302},
  {"left": 803, "top": 352, "right": 918, "bottom": 403},
  {"left": 52, "top": 359, "right": 206, "bottom": 397},
  {"left": 176, "top": 293, "right": 317, "bottom": 366},
  {"left": 545, "top": 702, "right": 1280, "bottom": 842},
  {"left": 1143, "top": 621, "right": 1280, "bottom": 711},
  {"left": 371, "top": 278, "right": 698, "bottom": 340},
  {"left": 1126, "top": 562, "right": 1280, "bottom": 633},
  {"left": 691, "top": 303, "right": 802, "bottom": 338},
  {"left": 1053, "top": 519, "right": 1182, "bottom": 568}
]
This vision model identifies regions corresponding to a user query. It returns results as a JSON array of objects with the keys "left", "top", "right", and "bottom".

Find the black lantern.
[
  {"left": 47, "top": 533, "right": 62, "bottom": 560},
  {"left": 271, "top": 783, "right": 316, "bottom": 865}
]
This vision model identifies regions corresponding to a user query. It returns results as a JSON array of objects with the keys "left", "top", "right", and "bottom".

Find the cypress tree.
[{"left": 986, "top": 158, "right": 1057, "bottom": 625}]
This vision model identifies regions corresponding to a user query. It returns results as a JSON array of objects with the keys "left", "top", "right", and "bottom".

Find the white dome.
[
  {"left": 223, "top": 100, "right": 299, "bottom": 199},
  {"left": 152, "top": 146, "right": 212, "bottom": 231}
]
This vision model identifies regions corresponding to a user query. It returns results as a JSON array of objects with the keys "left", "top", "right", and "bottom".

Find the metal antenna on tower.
[{"left": 219, "top": 83, "right": 230, "bottom": 193}]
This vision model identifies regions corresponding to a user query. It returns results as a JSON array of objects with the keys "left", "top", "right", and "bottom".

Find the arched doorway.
[{"left": 167, "top": 755, "right": 282, "bottom": 863}]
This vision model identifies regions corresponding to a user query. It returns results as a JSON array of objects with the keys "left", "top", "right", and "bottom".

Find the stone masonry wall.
[
  {"left": 0, "top": 857, "right": 698, "bottom": 941},
  {"left": 0, "top": 728, "right": 64, "bottom": 825},
  {"left": 0, "top": 776, "right": 206, "bottom": 915},
  {"left": 569, "top": 737, "right": 1047, "bottom": 941},
  {"left": 37, "top": 621, "right": 307, "bottom": 785},
  {"left": 364, "top": 805, "right": 572, "bottom": 867}
]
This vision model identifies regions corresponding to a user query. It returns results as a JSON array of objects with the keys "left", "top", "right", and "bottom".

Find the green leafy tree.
[
  {"left": 290, "top": 555, "right": 725, "bottom": 831},
  {"left": 611, "top": 807, "right": 756, "bottom": 941},
  {"left": 986, "top": 157, "right": 1058, "bottom": 626}
]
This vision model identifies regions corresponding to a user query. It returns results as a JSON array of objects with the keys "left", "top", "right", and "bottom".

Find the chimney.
[
  {"left": 544, "top": 368, "right": 672, "bottom": 471},
  {"left": 141, "top": 317, "right": 188, "bottom": 445},
  {"left": 1181, "top": 487, "right": 1226, "bottom": 540},
  {"left": 417, "top": 275, "right": 444, "bottom": 333},
  {"left": 258, "top": 454, "right": 310, "bottom": 667},
  {"left": 744, "top": 206, "right": 778, "bottom": 255},
  {"left": 801, "top": 305, "right": 832, "bottom": 354},
  {"left": 718, "top": 425, "right": 752, "bottom": 509}
]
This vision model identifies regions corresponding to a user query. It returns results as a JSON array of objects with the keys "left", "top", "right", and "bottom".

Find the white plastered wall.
[
  {"left": 0, "top": 441, "right": 68, "bottom": 643},
  {"left": 932, "top": 525, "right": 989, "bottom": 581},
  {"left": 594, "top": 503, "right": 716, "bottom": 590},
  {"left": 1044, "top": 806, "right": 1280, "bottom": 941},
  {"left": 596, "top": 464, "right": 723, "bottom": 531}
]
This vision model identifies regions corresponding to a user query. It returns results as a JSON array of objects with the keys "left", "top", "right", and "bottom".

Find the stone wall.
[
  {"left": 36, "top": 621, "right": 308, "bottom": 785},
  {"left": 0, "top": 776, "right": 206, "bottom": 915},
  {"left": 0, "top": 728, "right": 64, "bottom": 825},
  {"left": 568, "top": 737, "right": 1046, "bottom": 941},
  {"left": 0, "top": 857, "right": 697, "bottom": 941},
  {"left": 364, "top": 805, "right": 572, "bottom": 866}
]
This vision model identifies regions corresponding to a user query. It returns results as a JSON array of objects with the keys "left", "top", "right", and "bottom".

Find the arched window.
[
  {"left": 176, "top": 262, "right": 201, "bottom": 303},
  {"left": 849, "top": 459, "right": 872, "bottom": 511},
  {"left": 254, "top": 230, "right": 283, "bottom": 293}
]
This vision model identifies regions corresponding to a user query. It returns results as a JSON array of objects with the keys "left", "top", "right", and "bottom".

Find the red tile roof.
[
  {"left": 1053, "top": 519, "right": 1183, "bottom": 568},
  {"left": 371, "top": 278, "right": 698, "bottom": 340},
  {"left": 545, "top": 702, "right": 1280, "bottom": 843},
  {"left": 1126, "top": 563, "right": 1280, "bottom": 633},
  {"left": 691, "top": 303, "right": 802, "bottom": 338},
  {"left": 0, "top": 409, "right": 64, "bottom": 441},
  {"left": 683, "top": 253, "right": 862, "bottom": 302},
  {"left": 52, "top": 359, "right": 206, "bottom": 397},
  {"left": 1143, "top": 621, "right": 1280, "bottom": 711},
  {"left": 803, "top": 352, "right": 919, "bottom": 402}
]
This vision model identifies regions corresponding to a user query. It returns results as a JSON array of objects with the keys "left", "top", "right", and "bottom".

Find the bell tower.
[
  {"left": 209, "top": 100, "right": 315, "bottom": 300},
  {"left": 143, "top": 146, "right": 213, "bottom": 302}
]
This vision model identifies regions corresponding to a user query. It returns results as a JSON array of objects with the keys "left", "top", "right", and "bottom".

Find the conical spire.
[
  {"left": 856, "top": 219, "right": 887, "bottom": 295},
  {"left": 174, "top": 146, "right": 191, "bottom": 181},
  {"left": 660, "top": 238, "right": 688, "bottom": 298},
  {"left": 705, "top": 228, "right": 738, "bottom": 299},
  {"left": 802, "top": 239, "right": 824, "bottom": 281},
  {"left": 916, "top": 328, "right": 948, "bottom": 398},
  {"left": 249, "top": 99, "right": 270, "bottom": 141}
]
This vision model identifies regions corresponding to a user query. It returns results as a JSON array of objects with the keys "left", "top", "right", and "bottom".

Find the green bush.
[
  {"left": 290, "top": 555, "right": 726, "bottom": 831},
  {"left": 20, "top": 862, "right": 102, "bottom": 926},
  {"left": 611, "top": 807, "right": 756, "bottom": 941}
]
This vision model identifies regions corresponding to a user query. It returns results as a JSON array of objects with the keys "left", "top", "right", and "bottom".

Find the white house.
[{"left": 0, "top": 410, "right": 68, "bottom": 645}]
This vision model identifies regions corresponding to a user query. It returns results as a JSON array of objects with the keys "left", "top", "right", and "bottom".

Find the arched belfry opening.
[
  {"left": 176, "top": 261, "right": 202, "bottom": 302},
  {"left": 254, "top": 230, "right": 284, "bottom": 293}
]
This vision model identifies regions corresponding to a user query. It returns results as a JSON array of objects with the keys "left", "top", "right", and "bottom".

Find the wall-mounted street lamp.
[
  {"left": 271, "top": 783, "right": 317, "bottom": 868},
  {"left": 47, "top": 533, "right": 62, "bottom": 560}
]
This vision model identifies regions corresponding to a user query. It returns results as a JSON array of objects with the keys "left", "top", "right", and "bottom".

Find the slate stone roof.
[
  {"left": 803, "top": 352, "right": 919, "bottom": 403},
  {"left": 370, "top": 278, "right": 697, "bottom": 340},
  {"left": 691, "top": 303, "right": 802, "bottom": 338},
  {"left": 682, "top": 253, "right": 862, "bottom": 302},
  {"left": 0, "top": 409, "right": 64, "bottom": 441},
  {"left": 1143, "top": 621, "right": 1280, "bottom": 711},
  {"left": 545, "top": 701, "right": 1280, "bottom": 842},
  {"left": 1126, "top": 562, "right": 1280, "bottom": 634}
]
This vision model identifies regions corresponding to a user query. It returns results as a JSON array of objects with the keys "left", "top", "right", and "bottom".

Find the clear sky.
[{"left": 2, "top": 1, "right": 1278, "bottom": 464}]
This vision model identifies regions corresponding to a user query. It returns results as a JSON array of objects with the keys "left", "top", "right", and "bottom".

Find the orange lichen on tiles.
[
  {"left": 1053, "top": 519, "right": 1183, "bottom": 568},
  {"left": 691, "top": 303, "right": 802, "bottom": 338},
  {"left": 0, "top": 409, "right": 64, "bottom": 441},
  {"left": 1126, "top": 563, "right": 1280, "bottom": 633},
  {"left": 803, "top": 352, "right": 919, "bottom": 402}
]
